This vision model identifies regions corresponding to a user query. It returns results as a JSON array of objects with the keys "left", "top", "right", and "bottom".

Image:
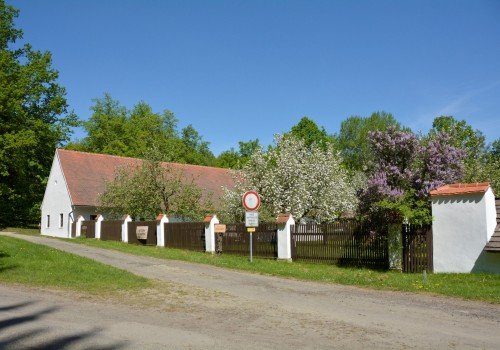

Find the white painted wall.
[
  {"left": 40, "top": 151, "right": 73, "bottom": 238},
  {"left": 431, "top": 188, "right": 497, "bottom": 273}
]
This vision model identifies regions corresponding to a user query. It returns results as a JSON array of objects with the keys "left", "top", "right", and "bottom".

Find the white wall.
[
  {"left": 431, "top": 188, "right": 497, "bottom": 273},
  {"left": 40, "top": 152, "right": 73, "bottom": 238}
]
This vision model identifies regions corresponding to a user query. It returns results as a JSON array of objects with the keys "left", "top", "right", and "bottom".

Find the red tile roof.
[
  {"left": 57, "top": 149, "right": 235, "bottom": 207},
  {"left": 430, "top": 182, "right": 490, "bottom": 197}
]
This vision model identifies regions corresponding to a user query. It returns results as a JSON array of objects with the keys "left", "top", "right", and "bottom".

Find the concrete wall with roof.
[
  {"left": 40, "top": 151, "right": 73, "bottom": 238},
  {"left": 431, "top": 184, "right": 498, "bottom": 273}
]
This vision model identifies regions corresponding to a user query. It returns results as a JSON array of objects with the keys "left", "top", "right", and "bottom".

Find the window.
[
  {"left": 59, "top": 213, "right": 63, "bottom": 228},
  {"left": 47, "top": 215, "right": 50, "bottom": 228}
]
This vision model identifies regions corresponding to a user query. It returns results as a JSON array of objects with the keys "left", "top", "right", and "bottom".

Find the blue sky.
[{"left": 10, "top": 0, "right": 500, "bottom": 155}]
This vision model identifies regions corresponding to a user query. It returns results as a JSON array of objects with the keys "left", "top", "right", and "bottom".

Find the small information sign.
[
  {"left": 247, "top": 227, "right": 256, "bottom": 232},
  {"left": 245, "top": 211, "right": 259, "bottom": 227},
  {"left": 136, "top": 226, "right": 148, "bottom": 240},
  {"left": 214, "top": 224, "right": 226, "bottom": 233}
]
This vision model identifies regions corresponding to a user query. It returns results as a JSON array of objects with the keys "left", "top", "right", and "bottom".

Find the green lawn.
[
  {"left": 0, "top": 236, "right": 151, "bottom": 293},
  {"left": 68, "top": 237, "right": 500, "bottom": 304},
  {"left": 1, "top": 227, "right": 40, "bottom": 235}
]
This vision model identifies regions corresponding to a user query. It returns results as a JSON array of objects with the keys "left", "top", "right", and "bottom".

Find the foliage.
[
  {"left": 0, "top": 1, "right": 77, "bottom": 226},
  {"left": 360, "top": 127, "right": 465, "bottom": 224},
  {"left": 216, "top": 139, "right": 261, "bottom": 169},
  {"left": 286, "top": 116, "right": 334, "bottom": 150},
  {"left": 429, "top": 116, "right": 485, "bottom": 182},
  {"left": 474, "top": 138, "right": 500, "bottom": 196},
  {"left": 335, "top": 111, "right": 401, "bottom": 172},
  {"left": 68, "top": 94, "right": 216, "bottom": 166},
  {"left": 222, "top": 135, "right": 358, "bottom": 222},
  {"left": 98, "top": 149, "right": 212, "bottom": 220}
]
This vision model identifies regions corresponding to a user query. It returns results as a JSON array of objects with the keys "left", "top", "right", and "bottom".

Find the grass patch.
[
  {"left": 69, "top": 237, "right": 500, "bottom": 303},
  {"left": 1, "top": 227, "right": 40, "bottom": 236},
  {"left": 0, "top": 236, "right": 151, "bottom": 293}
]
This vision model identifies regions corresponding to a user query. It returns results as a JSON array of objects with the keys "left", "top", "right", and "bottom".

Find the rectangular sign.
[
  {"left": 136, "top": 226, "right": 149, "bottom": 240},
  {"left": 245, "top": 211, "right": 259, "bottom": 227},
  {"left": 247, "top": 227, "right": 256, "bottom": 232},
  {"left": 214, "top": 224, "right": 226, "bottom": 233}
]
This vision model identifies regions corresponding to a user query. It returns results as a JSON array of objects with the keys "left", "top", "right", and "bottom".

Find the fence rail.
[
  {"left": 164, "top": 222, "right": 205, "bottom": 251},
  {"left": 100, "top": 220, "right": 122, "bottom": 241},
  {"left": 291, "top": 220, "right": 389, "bottom": 269},
  {"left": 222, "top": 223, "right": 278, "bottom": 258}
]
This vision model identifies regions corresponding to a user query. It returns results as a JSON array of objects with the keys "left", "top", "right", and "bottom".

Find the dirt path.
[{"left": 1, "top": 232, "right": 499, "bottom": 349}]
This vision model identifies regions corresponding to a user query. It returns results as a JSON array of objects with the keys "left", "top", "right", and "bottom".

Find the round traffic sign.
[{"left": 242, "top": 191, "right": 260, "bottom": 211}]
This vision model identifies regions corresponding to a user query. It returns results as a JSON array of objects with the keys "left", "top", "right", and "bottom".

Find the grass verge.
[
  {"left": 1, "top": 227, "right": 40, "bottom": 236},
  {"left": 0, "top": 236, "right": 151, "bottom": 293},
  {"left": 69, "top": 237, "right": 500, "bottom": 304}
]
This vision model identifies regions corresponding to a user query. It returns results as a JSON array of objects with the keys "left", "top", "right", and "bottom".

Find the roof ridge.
[{"left": 57, "top": 148, "right": 231, "bottom": 172}]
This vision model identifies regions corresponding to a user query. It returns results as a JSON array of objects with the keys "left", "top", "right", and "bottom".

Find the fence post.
[
  {"left": 75, "top": 215, "right": 84, "bottom": 237},
  {"left": 204, "top": 214, "right": 219, "bottom": 254},
  {"left": 121, "top": 215, "right": 132, "bottom": 242},
  {"left": 95, "top": 214, "right": 104, "bottom": 239},
  {"left": 156, "top": 214, "right": 169, "bottom": 247},
  {"left": 276, "top": 213, "right": 294, "bottom": 261}
]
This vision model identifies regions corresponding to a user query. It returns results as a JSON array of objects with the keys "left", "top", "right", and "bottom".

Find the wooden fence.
[
  {"left": 291, "top": 220, "right": 389, "bottom": 269},
  {"left": 100, "top": 220, "right": 122, "bottom": 241},
  {"left": 164, "top": 222, "right": 205, "bottom": 251},
  {"left": 222, "top": 223, "right": 278, "bottom": 258},
  {"left": 127, "top": 221, "right": 157, "bottom": 245},
  {"left": 402, "top": 224, "right": 433, "bottom": 273},
  {"left": 80, "top": 220, "right": 95, "bottom": 238}
]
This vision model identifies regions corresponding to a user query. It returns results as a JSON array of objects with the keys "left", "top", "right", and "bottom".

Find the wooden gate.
[
  {"left": 127, "top": 221, "right": 157, "bottom": 245},
  {"left": 222, "top": 223, "right": 277, "bottom": 258},
  {"left": 402, "top": 224, "right": 433, "bottom": 273},
  {"left": 101, "top": 220, "right": 122, "bottom": 241},
  {"left": 81, "top": 220, "right": 95, "bottom": 238}
]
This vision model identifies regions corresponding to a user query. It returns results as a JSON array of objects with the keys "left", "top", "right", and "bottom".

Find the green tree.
[
  {"left": 0, "top": 1, "right": 77, "bottom": 226},
  {"left": 98, "top": 149, "right": 212, "bottom": 220},
  {"left": 216, "top": 139, "right": 261, "bottom": 169},
  {"left": 287, "top": 116, "right": 333, "bottom": 150},
  {"left": 428, "top": 116, "right": 486, "bottom": 182},
  {"left": 336, "top": 111, "right": 401, "bottom": 172}
]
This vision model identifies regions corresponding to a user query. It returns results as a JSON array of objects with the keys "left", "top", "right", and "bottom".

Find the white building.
[
  {"left": 430, "top": 182, "right": 499, "bottom": 274},
  {"left": 41, "top": 149, "right": 234, "bottom": 238}
]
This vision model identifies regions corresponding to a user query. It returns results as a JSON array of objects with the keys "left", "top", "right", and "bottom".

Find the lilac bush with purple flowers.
[{"left": 359, "top": 127, "right": 465, "bottom": 223}]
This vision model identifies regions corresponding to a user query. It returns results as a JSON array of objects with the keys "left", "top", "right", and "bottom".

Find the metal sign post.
[{"left": 243, "top": 191, "right": 260, "bottom": 263}]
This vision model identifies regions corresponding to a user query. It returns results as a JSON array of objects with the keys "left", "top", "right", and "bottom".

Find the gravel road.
[{"left": 0, "top": 232, "right": 499, "bottom": 349}]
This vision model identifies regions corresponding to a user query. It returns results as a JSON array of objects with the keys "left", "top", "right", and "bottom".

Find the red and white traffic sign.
[{"left": 242, "top": 191, "right": 261, "bottom": 211}]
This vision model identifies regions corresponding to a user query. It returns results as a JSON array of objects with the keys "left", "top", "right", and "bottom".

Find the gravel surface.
[{"left": 1, "top": 232, "right": 499, "bottom": 349}]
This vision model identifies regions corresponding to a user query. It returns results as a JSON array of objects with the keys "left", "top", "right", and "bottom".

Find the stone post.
[
  {"left": 121, "top": 214, "right": 132, "bottom": 243},
  {"left": 156, "top": 214, "right": 169, "bottom": 247},
  {"left": 95, "top": 214, "right": 104, "bottom": 239},
  {"left": 204, "top": 214, "right": 219, "bottom": 253},
  {"left": 276, "top": 214, "right": 294, "bottom": 261},
  {"left": 75, "top": 215, "right": 84, "bottom": 237}
]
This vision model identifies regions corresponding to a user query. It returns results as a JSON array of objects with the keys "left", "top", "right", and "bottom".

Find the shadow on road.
[{"left": 0, "top": 301, "right": 126, "bottom": 349}]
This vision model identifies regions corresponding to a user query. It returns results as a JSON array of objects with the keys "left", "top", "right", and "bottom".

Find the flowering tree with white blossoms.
[{"left": 222, "top": 135, "right": 358, "bottom": 222}]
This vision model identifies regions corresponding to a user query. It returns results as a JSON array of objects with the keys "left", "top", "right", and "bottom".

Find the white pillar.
[
  {"left": 121, "top": 215, "right": 132, "bottom": 242},
  {"left": 156, "top": 214, "right": 169, "bottom": 247},
  {"left": 95, "top": 214, "right": 104, "bottom": 239},
  {"left": 204, "top": 214, "right": 219, "bottom": 253},
  {"left": 276, "top": 214, "right": 294, "bottom": 261},
  {"left": 75, "top": 215, "right": 84, "bottom": 237}
]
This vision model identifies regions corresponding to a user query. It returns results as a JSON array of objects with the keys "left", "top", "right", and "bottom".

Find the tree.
[
  {"left": 359, "top": 127, "right": 464, "bottom": 223},
  {"left": 286, "top": 116, "right": 334, "bottom": 150},
  {"left": 222, "top": 135, "right": 358, "bottom": 222},
  {"left": 70, "top": 95, "right": 216, "bottom": 166},
  {"left": 0, "top": 1, "right": 77, "bottom": 226},
  {"left": 336, "top": 111, "right": 401, "bottom": 172},
  {"left": 98, "top": 149, "right": 212, "bottom": 220},
  {"left": 429, "top": 116, "right": 485, "bottom": 182},
  {"left": 216, "top": 139, "right": 261, "bottom": 169}
]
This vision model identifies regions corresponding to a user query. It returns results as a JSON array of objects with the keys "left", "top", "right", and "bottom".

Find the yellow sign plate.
[{"left": 247, "top": 227, "right": 256, "bottom": 232}]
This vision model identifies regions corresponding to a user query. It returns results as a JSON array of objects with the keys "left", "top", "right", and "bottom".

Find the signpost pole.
[{"left": 250, "top": 231, "right": 253, "bottom": 263}]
